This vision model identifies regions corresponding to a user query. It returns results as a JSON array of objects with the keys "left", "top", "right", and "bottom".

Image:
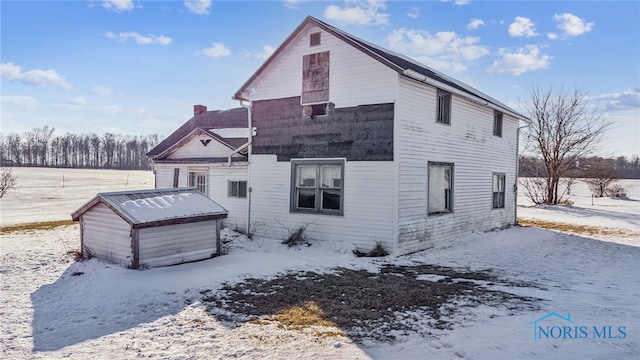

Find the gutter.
[{"left": 402, "top": 69, "right": 525, "bottom": 120}]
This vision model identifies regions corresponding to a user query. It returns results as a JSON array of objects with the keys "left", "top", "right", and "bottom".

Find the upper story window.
[
  {"left": 428, "top": 162, "right": 453, "bottom": 215},
  {"left": 493, "top": 111, "right": 503, "bottom": 137},
  {"left": 302, "top": 51, "right": 329, "bottom": 105},
  {"left": 310, "top": 32, "right": 321, "bottom": 46},
  {"left": 436, "top": 89, "right": 451, "bottom": 125},
  {"left": 291, "top": 159, "right": 344, "bottom": 215}
]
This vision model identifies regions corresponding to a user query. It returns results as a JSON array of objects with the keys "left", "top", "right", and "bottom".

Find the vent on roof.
[{"left": 310, "top": 32, "right": 321, "bottom": 46}]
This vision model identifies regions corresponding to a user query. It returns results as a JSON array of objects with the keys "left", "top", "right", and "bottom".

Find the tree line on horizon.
[
  {"left": 519, "top": 155, "right": 640, "bottom": 180},
  {"left": 0, "top": 127, "right": 161, "bottom": 170}
]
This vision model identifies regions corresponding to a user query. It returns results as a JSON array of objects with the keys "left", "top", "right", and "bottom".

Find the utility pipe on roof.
[{"left": 401, "top": 69, "right": 524, "bottom": 120}]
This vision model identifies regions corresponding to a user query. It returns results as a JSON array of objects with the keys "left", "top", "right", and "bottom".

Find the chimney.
[{"left": 194, "top": 104, "right": 207, "bottom": 115}]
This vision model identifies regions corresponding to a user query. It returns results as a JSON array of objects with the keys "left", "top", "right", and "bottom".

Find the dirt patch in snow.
[
  {"left": 200, "top": 264, "right": 541, "bottom": 343},
  {"left": 519, "top": 218, "right": 639, "bottom": 238}
]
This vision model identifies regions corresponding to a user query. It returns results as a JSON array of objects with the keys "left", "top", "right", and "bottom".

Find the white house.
[
  {"left": 148, "top": 16, "right": 527, "bottom": 255},
  {"left": 71, "top": 188, "right": 228, "bottom": 268}
]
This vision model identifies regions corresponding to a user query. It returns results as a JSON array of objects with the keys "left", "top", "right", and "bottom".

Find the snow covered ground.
[{"left": 1, "top": 168, "right": 638, "bottom": 359}]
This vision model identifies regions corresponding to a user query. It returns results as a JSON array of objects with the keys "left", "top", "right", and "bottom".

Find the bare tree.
[
  {"left": 0, "top": 167, "right": 17, "bottom": 198},
  {"left": 520, "top": 87, "right": 610, "bottom": 205},
  {"left": 583, "top": 158, "right": 617, "bottom": 197}
]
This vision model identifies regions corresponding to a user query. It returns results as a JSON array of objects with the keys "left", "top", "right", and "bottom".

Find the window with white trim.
[
  {"left": 493, "top": 111, "right": 503, "bottom": 137},
  {"left": 188, "top": 170, "right": 207, "bottom": 195},
  {"left": 428, "top": 162, "right": 453, "bottom": 214},
  {"left": 291, "top": 159, "right": 344, "bottom": 215},
  {"left": 492, "top": 173, "right": 505, "bottom": 209},
  {"left": 436, "top": 89, "right": 451, "bottom": 125},
  {"left": 228, "top": 180, "right": 247, "bottom": 198}
]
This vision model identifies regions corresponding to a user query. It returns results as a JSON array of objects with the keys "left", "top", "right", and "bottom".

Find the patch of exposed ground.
[
  {"left": 199, "top": 264, "right": 541, "bottom": 343},
  {"left": 0, "top": 220, "right": 75, "bottom": 234},
  {"left": 518, "top": 218, "right": 639, "bottom": 238}
]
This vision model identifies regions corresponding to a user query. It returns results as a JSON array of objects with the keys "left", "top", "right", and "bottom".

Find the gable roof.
[
  {"left": 234, "top": 16, "right": 526, "bottom": 120},
  {"left": 71, "top": 188, "right": 228, "bottom": 228},
  {"left": 147, "top": 107, "right": 248, "bottom": 158}
]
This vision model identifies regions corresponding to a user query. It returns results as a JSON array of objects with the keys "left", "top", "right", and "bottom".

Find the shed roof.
[{"left": 71, "top": 188, "right": 228, "bottom": 229}]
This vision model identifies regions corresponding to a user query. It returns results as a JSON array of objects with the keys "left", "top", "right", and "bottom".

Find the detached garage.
[{"left": 71, "top": 187, "right": 227, "bottom": 269}]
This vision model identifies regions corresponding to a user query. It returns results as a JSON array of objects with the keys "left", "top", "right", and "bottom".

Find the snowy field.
[{"left": 1, "top": 168, "right": 639, "bottom": 359}]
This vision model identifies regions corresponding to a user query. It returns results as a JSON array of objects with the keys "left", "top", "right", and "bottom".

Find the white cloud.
[
  {"left": 0, "top": 95, "right": 38, "bottom": 109},
  {"left": 508, "top": 17, "right": 538, "bottom": 37},
  {"left": 283, "top": 0, "right": 307, "bottom": 9},
  {"left": 202, "top": 42, "right": 231, "bottom": 58},
  {"left": 244, "top": 45, "right": 275, "bottom": 59},
  {"left": 91, "top": 85, "right": 113, "bottom": 96},
  {"left": 488, "top": 45, "right": 552, "bottom": 76},
  {"left": 0, "top": 62, "right": 72, "bottom": 89},
  {"left": 547, "top": 32, "right": 558, "bottom": 40},
  {"left": 467, "top": 18, "right": 485, "bottom": 30},
  {"left": 454, "top": 0, "right": 470, "bottom": 5},
  {"left": 102, "top": 0, "right": 134, "bottom": 12},
  {"left": 388, "top": 28, "right": 489, "bottom": 73},
  {"left": 324, "top": 0, "right": 390, "bottom": 26},
  {"left": 184, "top": 0, "right": 212, "bottom": 15},
  {"left": 594, "top": 88, "right": 640, "bottom": 110},
  {"left": 105, "top": 31, "right": 172, "bottom": 45},
  {"left": 407, "top": 6, "right": 420, "bottom": 19},
  {"left": 553, "top": 13, "right": 594, "bottom": 37},
  {"left": 68, "top": 96, "right": 87, "bottom": 106}
]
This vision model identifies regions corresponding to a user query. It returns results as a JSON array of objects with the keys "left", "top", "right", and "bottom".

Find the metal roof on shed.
[{"left": 71, "top": 188, "right": 227, "bottom": 228}]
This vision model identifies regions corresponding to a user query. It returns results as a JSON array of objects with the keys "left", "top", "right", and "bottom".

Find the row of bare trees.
[
  {"left": 0, "top": 127, "right": 161, "bottom": 170},
  {"left": 520, "top": 155, "right": 640, "bottom": 179}
]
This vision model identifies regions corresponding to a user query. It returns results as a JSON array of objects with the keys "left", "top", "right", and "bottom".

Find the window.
[
  {"left": 436, "top": 89, "right": 451, "bottom": 124},
  {"left": 428, "top": 163, "right": 453, "bottom": 214},
  {"left": 493, "top": 111, "right": 503, "bottom": 137},
  {"left": 492, "top": 173, "right": 505, "bottom": 209},
  {"left": 228, "top": 180, "right": 247, "bottom": 198},
  {"left": 188, "top": 171, "right": 207, "bottom": 195},
  {"left": 310, "top": 32, "right": 321, "bottom": 46},
  {"left": 291, "top": 159, "right": 344, "bottom": 215}
]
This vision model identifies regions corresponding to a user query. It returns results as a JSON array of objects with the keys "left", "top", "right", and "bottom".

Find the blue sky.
[{"left": 1, "top": 0, "right": 638, "bottom": 157}]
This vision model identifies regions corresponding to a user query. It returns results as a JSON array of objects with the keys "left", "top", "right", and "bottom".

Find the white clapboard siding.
[
  {"left": 138, "top": 221, "right": 217, "bottom": 268},
  {"left": 81, "top": 203, "right": 132, "bottom": 267},
  {"left": 248, "top": 23, "right": 397, "bottom": 108},
  {"left": 249, "top": 155, "right": 396, "bottom": 252},
  {"left": 154, "top": 164, "right": 249, "bottom": 232},
  {"left": 395, "top": 76, "right": 518, "bottom": 254},
  {"left": 168, "top": 135, "right": 242, "bottom": 159}
]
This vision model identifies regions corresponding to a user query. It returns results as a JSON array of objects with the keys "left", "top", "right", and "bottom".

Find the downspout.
[
  {"left": 515, "top": 124, "right": 530, "bottom": 225},
  {"left": 238, "top": 100, "right": 253, "bottom": 234}
]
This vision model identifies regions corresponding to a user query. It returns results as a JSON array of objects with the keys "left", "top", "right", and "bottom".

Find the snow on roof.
[
  {"left": 71, "top": 188, "right": 227, "bottom": 227},
  {"left": 209, "top": 128, "right": 249, "bottom": 138}
]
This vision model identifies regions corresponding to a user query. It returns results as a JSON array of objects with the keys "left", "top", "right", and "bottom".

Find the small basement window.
[
  {"left": 228, "top": 180, "right": 247, "bottom": 198},
  {"left": 310, "top": 32, "right": 321, "bottom": 46}
]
